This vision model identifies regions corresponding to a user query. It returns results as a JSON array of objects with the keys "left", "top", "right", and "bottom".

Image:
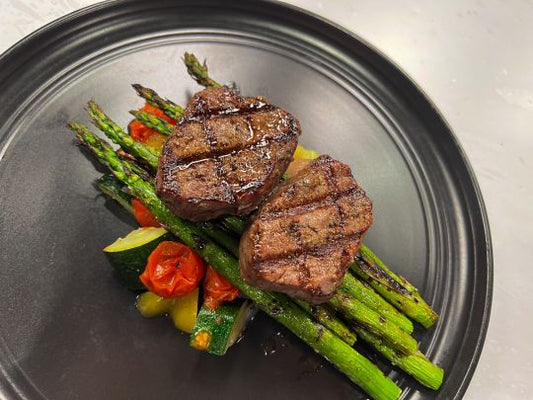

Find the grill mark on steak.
[
  {"left": 257, "top": 187, "right": 359, "bottom": 220},
  {"left": 183, "top": 97, "right": 273, "bottom": 123},
  {"left": 156, "top": 86, "right": 300, "bottom": 221},
  {"left": 254, "top": 231, "right": 364, "bottom": 263},
  {"left": 168, "top": 110, "right": 297, "bottom": 165},
  {"left": 185, "top": 104, "right": 276, "bottom": 122},
  {"left": 240, "top": 155, "right": 373, "bottom": 304}
]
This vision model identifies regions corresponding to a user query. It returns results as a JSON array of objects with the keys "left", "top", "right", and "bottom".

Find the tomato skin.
[
  {"left": 128, "top": 103, "right": 176, "bottom": 151},
  {"left": 131, "top": 198, "right": 161, "bottom": 228},
  {"left": 203, "top": 266, "right": 240, "bottom": 310},
  {"left": 140, "top": 241, "right": 205, "bottom": 298}
]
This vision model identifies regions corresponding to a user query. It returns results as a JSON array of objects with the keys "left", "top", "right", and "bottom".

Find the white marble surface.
[{"left": 0, "top": 0, "right": 531, "bottom": 399}]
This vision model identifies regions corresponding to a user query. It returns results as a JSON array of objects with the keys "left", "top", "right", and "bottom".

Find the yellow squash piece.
[
  {"left": 169, "top": 288, "right": 200, "bottom": 334},
  {"left": 136, "top": 291, "right": 174, "bottom": 317}
]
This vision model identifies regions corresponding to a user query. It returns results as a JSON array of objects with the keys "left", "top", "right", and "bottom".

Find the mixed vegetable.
[{"left": 68, "top": 53, "right": 444, "bottom": 400}]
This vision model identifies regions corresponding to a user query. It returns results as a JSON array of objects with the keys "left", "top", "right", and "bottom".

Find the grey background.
[{"left": 0, "top": 0, "right": 530, "bottom": 399}]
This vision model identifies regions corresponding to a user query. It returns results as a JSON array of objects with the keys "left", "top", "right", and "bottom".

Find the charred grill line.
[
  {"left": 354, "top": 254, "right": 412, "bottom": 296},
  {"left": 256, "top": 232, "right": 364, "bottom": 263},
  {"left": 258, "top": 187, "right": 359, "bottom": 220}
]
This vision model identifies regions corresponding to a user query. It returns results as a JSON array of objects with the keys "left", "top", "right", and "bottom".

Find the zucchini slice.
[
  {"left": 104, "top": 227, "right": 172, "bottom": 290},
  {"left": 190, "top": 300, "right": 256, "bottom": 356}
]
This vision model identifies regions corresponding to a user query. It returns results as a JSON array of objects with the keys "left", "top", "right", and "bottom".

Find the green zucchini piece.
[
  {"left": 190, "top": 300, "right": 256, "bottom": 356},
  {"left": 104, "top": 227, "right": 172, "bottom": 290}
]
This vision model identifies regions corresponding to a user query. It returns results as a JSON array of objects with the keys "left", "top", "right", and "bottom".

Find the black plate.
[{"left": 0, "top": 1, "right": 492, "bottom": 399}]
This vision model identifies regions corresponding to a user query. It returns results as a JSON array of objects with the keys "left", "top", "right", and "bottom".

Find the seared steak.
[
  {"left": 239, "top": 156, "right": 373, "bottom": 304},
  {"left": 156, "top": 86, "right": 300, "bottom": 221}
]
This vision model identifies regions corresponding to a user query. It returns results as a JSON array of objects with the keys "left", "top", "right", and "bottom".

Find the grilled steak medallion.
[
  {"left": 156, "top": 86, "right": 301, "bottom": 221},
  {"left": 240, "top": 156, "right": 373, "bottom": 304}
]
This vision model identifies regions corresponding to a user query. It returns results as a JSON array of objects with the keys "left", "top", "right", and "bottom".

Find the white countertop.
[{"left": 1, "top": 1, "right": 531, "bottom": 399}]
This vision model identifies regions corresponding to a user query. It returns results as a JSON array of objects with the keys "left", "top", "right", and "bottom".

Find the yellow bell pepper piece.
[{"left": 293, "top": 144, "right": 320, "bottom": 160}]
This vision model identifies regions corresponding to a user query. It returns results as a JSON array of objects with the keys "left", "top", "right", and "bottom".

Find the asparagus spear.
[
  {"left": 355, "top": 328, "right": 443, "bottom": 390},
  {"left": 200, "top": 221, "right": 240, "bottom": 257},
  {"left": 293, "top": 299, "right": 357, "bottom": 346},
  {"left": 353, "top": 246, "right": 439, "bottom": 328},
  {"left": 129, "top": 110, "right": 174, "bottom": 136},
  {"left": 70, "top": 123, "right": 401, "bottom": 400},
  {"left": 87, "top": 101, "right": 159, "bottom": 169},
  {"left": 220, "top": 215, "right": 248, "bottom": 235},
  {"left": 183, "top": 52, "right": 221, "bottom": 88},
  {"left": 131, "top": 83, "right": 184, "bottom": 121},
  {"left": 329, "top": 291, "right": 418, "bottom": 355},
  {"left": 340, "top": 274, "right": 413, "bottom": 333},
  {"left": 116, "top": 151, "right": 155, "bottom": 184}
]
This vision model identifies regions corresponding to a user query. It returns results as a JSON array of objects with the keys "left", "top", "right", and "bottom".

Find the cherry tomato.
[
  {"left": 203, "top": 266, "right": 240, "bottom": 310},
  {"left": 131, "top": 198, "right": 161, "bottom": 228},
  {"left": 140, "top": 241, "right": 205, "bottom": 298}
]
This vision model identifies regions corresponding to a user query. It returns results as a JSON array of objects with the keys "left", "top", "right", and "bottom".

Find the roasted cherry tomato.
[
  {"left": 140, "top": 241, "right": 205, "bottom": 298},
  {"left": 128, "top": 103, "right": 176, "bottom": 151},
  {"left": 203, "top": 266, "right": 240, "bottom": 310},
  {"left": 131, "top": 198, "right": 161, "bottom": 228}
]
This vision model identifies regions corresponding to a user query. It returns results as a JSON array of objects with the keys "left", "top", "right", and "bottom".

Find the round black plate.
[{"left": 0, "top": 1, "right": 492, "bottom": 399}]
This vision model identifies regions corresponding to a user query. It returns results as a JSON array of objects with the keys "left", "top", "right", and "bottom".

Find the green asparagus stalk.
[
  {"left": 355, "top": 328, "right": 443, "bottom": 390},
  {"left": 129, "top": 110, "right": 174, "bottom": 136},
  {"left": 293, "top": 299, "right": 357, "bottom": 346},
  {"left": 329, "top": 290, "right": 418, "bottom": 355},
  {"left": 131, "top": 83, "right": 184, "bottom": 121},
  {"left": 88, "top": 101, "right": 159, "bottom": 169},
  {"left": 183, "top": 52, "right": 222, "bottom": 88},
  {"left": 200, "top": 221, "right": 240, "bottom": 257},
  {"left": 116, "top": 153, "right": 154, "bottom": 185},
  {"left": 340, "top": 274, "right": 413, "bottom": 333},
  {"left": 70, "top": 122, "right": 401, "bottom": 400},
  {"left": 220, "top": 215, "right": 248, "bottom": 235},
  {"left": 353, "top": 246, "right": 438, "bottom": 328}
]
